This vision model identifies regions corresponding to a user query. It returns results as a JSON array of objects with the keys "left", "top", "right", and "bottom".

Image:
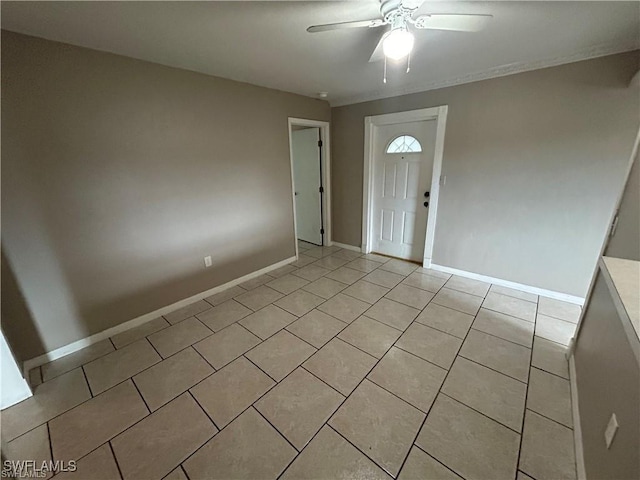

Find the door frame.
[
  {"left": 288, "top": 118, "right": 332, "bottom": 258},
  {"left": 362, "top": 106, "right": 448, "bottom": 267}
]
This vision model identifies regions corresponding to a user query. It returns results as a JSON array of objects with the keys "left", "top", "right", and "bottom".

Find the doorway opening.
[
  {"left": 362, "top": 106, "right": 448, "bottom": 267},
  {"left": 288, "top": 118, "right": 331, "bottom": 257}
]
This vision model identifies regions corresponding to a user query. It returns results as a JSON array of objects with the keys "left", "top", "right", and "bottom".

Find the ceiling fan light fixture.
[{"left": 382, "top": 27, "right": 414, "bottom": 60}]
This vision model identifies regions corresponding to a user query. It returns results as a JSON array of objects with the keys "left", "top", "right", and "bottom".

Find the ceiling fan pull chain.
[
  {"left": 383, "top": 56, "right": 387, "bottom": 84},
  {"left": 406, "top": 51, "right": 411, "bottom": 73}
]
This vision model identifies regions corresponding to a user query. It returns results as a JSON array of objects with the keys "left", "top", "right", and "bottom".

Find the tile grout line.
[
  {"left": 438, "top": 391, "right": 523, "bottom": 436},
  {"left": 334, "top": 332, "right": 398, "bottom": 364},
  {"left": 108, "top": 441, "right": 125, "bottom": 480},
  {"left": 523, "top": 407, "right": 574, "bottom": 431},
  {"left": 80, "top": 365, "right": 94, "bottom": 398},
  {"left": 253, "top": 407, "right": 301, "bottom": 453},
  {"left": 360, "top": 313, "right": 414, "bottom": 333},
  {"left": 365, "top": 375, "right": 438, "bottom": 418},
  {"left": 55, "top": 439, "right": 116, "bottom": 476},
  {"left": 179, "top": 464, "right": 191, "bottom": 480},
  {"left": 515, "top": 296, "right": 538, "bottom": 478},
  {"left": 234, "top": 321, "right": 274, "bottom": 344},
  {"left": 298, "top": 365, "right": 348, "bottom": 398},
  {"left": 392, "top": 275, "right": 482, "bottom": 477},
  {"left": 97, "top": 393, "right": 225, "bottom": 480},
  {"left": 285, "top": 326, "right": 348, "bottom": 354},
  {"left": 535, "top": 312, "right": 581, "bottom": 326},
  {"left": 180, "top": 356, "right": 333, "bottom": 476},
  {"left": 456, "top": 352, "right": 529, "bottom": 384},
  {"left": 488, "top": 288, "right": 538, "bottom": 304},
  {"left": 191, "top": 345, "right": 218, "bottom": 372},
  {"left": 110, "top": 317, "right": 173, "bottom": 350},
  {"left": 287, "top": 275, "right": 452, "bottom": 478},
  {"left": 429, "top": 299, "right": 480, "bottom": 317},
  {"left": 277, "top": 298, "right": 437, "bottom": 478},
  {"left": 481, "top": 307, "right": 536, "bottom": 324},
  {"left": 186, "top": 390, "right": 220, "bottom": 431},
  {"left": 46, "top": 422, "right": 55, "bottom": 474},
  {"left": 276, "top": 379, "right": 388, "bottom": 478},
  {"left": 411, "top": 443, "right": 463, "bottom": 479},
  {"left": 468, "top": 324, "right": 533, "bottom": 349},
  {"left": 242, "top": 355, "right": 280, "bottom": 384},
  {"left": 144, "top": 336, "right": 163, "bottom": 360},
  {"left": 443, "top": 286, "right": 491, "bottom": 299},
  {"left": 37, "top": 343, "right": 120, "bottom": 385},
  {"left": 327, "top": 422, "right": 399, "bottom": 477},
  {"left": 389, "top": 343, "right": 450, "bottom": 372},
  {"left": 339, "top": 289, "right": 385, "bottom": 307},
  {"left": 533, "top": 333, "right": 573, "bottom": 348},
  {"left": 530, "top": 363, "right": 572, "bottom": 381},
  {"left": 393, "top": 291, "right": 481, "bottom": 479},
  {"left": 529, "top": 363, "right": 570, "bottom": 381},
  {"left": 130, "top": 375, "right": 152, "bottom": 415}
]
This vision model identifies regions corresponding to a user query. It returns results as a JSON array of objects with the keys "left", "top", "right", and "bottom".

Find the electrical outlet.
[
  {"left": 204, "top": 256, "right": 212, "bottom": 268},
  {"left": 604, "top": 413, "right": 619, "bottom": 449}
]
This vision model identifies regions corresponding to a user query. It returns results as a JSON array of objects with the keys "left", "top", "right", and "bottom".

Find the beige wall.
[
  {"left": 1, "top": 31, "right": 330, "bottom": 361},
  {"left": 331, "top": 52, "right": 639, "bottom": 297},
  {"left": 573, "top": 272, "right": 639, "bottom": 480},
  {"left": 605, "top": 148, "right": 639, "bottom": 261}
]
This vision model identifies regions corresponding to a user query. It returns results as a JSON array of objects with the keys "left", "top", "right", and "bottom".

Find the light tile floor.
[{"left": 2, "top": 240, "right": 579, "bottom": 480}]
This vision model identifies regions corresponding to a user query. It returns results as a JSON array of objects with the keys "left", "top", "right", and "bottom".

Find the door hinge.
[
  {"left": 318, "top": 140, "right": 323, "bottom": 147},
  {"left": 320, "top": 228, "right": 325, "bottom": 235},
  {"left": 610, "top": 214, "right": 619, "bottom": 237},
  {"left": 319, "top": 186, "right": 324, "bottom": 193}
]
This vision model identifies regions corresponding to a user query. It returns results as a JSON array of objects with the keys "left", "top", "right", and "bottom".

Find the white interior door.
[
  {"left": 1, "top": 331, "right": 32, "bottom": 409},
  {"left": 371, "top": 120, "right": 437, "bottom": 261},
  {"left": 292, "top": 127, "right": 323, "bottom": 245}
]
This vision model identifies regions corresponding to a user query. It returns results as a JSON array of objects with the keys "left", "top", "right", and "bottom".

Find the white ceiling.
[{"left": 2, "top": 1, "right": 639, "bottom": 106}]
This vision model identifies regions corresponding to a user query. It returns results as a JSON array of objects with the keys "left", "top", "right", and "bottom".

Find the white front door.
[
  {"left": 292, "top": 127, "right": 323, "bottom": 245},
  {"left": 371, "top": 120, "right": 437, "bottom": 261}
]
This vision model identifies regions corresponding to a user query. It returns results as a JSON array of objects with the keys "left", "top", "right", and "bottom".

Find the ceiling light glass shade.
[{"left": 383, "top": 28, "right": 414, "bottom": 60}]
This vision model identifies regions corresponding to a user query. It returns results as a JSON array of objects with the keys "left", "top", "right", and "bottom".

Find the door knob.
[
  {"left": 424, "top": 201, "right": 429, "bottom": 208},
  {"left": 424, "top": 191, "right": 430, "bottom": 198}
]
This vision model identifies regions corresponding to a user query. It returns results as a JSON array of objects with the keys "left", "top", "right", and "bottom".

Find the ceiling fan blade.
[
  {"left": 400, "top": 0, "right": 426, "bottom": 10},
  {"left": 368, "top": 32, "right": 387, "bottom": 63},
  {"left": 413, "top": 13, "right": 493, "bottom": 32},
  {"left": 307, "top": 19, "right": 384, "bottom": 33}
]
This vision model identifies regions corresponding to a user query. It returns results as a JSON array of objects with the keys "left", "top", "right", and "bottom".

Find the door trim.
[
  {"left": 288, "top": 118, "right": 331, "bottom": 258},
  {"left": 362, "top": 106, "right": 448, "bottom": 267}
]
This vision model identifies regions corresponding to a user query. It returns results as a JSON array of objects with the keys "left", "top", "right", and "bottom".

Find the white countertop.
[{"left": 602, "top": 256, "right": 640, "bottom": 341}]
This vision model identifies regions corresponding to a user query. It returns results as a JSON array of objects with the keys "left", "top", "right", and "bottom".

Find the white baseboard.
[
  {"left": 331, "top": 241, "right": 362, "bottom": 252},
  {"left": 429, "top": 263, "right": 585, "bottom": 306},
  {"left": 22, "top": 256, "right": 297, "bottom": 377},
  {"left": 569, "top": 354, "right": 587, "bottom": 480}
]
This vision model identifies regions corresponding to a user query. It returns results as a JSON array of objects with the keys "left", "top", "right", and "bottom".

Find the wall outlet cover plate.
[{"left": 604, "top": 413, "right": 619, "bottom": 449}]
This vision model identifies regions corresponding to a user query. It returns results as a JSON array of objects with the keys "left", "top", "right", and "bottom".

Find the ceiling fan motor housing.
[{"left": 381, "top": 0, "right": 419, "bottom": 31}]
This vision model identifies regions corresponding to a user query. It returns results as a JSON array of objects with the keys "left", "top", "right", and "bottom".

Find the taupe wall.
[
  {"left": 574, "top": 272, "right": 639, "bottom": 480},
  {"left": 605, "top": 148, "right": 639, "bottom": 260},
  {"left": 331, "top": 52, "right": 640, "bottom": 297},
  {"left": 1, "top": 31, "right": 329, "bottom": 361}
]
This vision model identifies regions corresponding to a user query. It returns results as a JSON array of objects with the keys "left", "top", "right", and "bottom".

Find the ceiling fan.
[{"left": 307, "top": 0, "right": 492, "bottom": 64}]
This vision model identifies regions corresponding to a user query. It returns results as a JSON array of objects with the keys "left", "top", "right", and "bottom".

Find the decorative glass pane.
[{"left": 386, "top": 135, "right": 422, "bottom": 153}]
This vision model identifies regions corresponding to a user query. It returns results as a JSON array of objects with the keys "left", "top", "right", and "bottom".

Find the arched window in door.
[{"left": 386, "top": 135, "right": 422, "bottom": 154}]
